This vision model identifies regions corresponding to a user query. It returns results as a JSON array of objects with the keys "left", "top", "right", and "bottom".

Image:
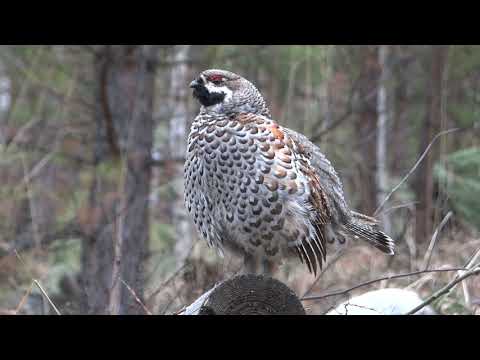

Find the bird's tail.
[{"left": 344, "top": 216, "right": 395, "bottom": 255}]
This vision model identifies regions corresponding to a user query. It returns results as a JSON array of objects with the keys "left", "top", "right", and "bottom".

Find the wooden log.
[{"left": 179, "top": 274, "right": 306, "bottom": 315}]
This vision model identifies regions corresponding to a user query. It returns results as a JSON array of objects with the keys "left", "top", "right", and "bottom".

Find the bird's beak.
[{"left": 189, "top": 79, "right": 200, "bottom": 89}]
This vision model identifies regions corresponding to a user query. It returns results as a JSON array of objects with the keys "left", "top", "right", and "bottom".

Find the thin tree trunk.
[
  {"left": 414, "top": 45, "right": 449, "bottom": 245},
  {"left": 81, "top": 45, "right": 158, "bottom": 314},
  {"left": 391, "top": 46, "right": 409, "bottom": 176},
  {"left": 355, "top": 45, "right": 380, "bottom": 215},
  {"left": 165, "top": 45, "right": 195, "bottom": 267},
  {"left": 376, "top": 45, "right": 392, "bottom": 234},
  {"left": 319, "top": 46, "right": 333, "bottom": 145},
  {"left": 0, "top": 60, "right": 11, "bottom": 146}
]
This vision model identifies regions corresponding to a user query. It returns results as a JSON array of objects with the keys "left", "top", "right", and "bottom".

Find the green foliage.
[
  {"left": 148, "top": 221, "right": 177, "bottom": 278},
  {"left": 47, "top": 238, "right": 82, "bottom": 293},
  {"left": 150, "top": 222, "right": 175, "bottom": 253},
  {"left": 449, "top": 103, "right": 480, "bottom": 128},
  {"left": 95, "top": 160, "right": 123, "bottom": 184},
  {"left": 434, "top": 147, "right": 480, "bottom": 230},
  {"left": 57, "top": 188, "right": 89, "bottom": 225},
  {"left": 449, "top": 45, "right": 480, "bottom": 80},
  {"left": 435, "top": 292, "right": 472, "bottom": 315}
]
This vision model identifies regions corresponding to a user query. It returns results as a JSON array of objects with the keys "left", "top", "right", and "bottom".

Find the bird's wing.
[
  {"left": 282, "top": 127, "right": 333, "bottom": 274},
  {"left": 282, "top": 127, "right": 351, "bottom": 220},
  {"left": 233, "top": 113, "right": 331, "bottom": 274}
]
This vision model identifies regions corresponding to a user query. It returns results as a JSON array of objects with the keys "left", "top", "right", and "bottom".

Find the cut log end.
[{"left": 197, "top": 274, "right": 306, "bottom": 315}]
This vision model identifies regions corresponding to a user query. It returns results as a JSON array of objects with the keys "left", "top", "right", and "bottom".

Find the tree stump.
[{"left": 181, "top": 274, "right": 305, "bottom": 315}]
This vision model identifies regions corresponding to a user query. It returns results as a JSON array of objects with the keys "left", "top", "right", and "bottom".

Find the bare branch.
[
  {"left": 374, "top": 128, "right": 460, "bottom": 216},
  {"left": 13, "top": 250, "right": 61, "bottom": 315},
  {"left": 15, "top": 282, "right": 34, "bottom": 314},
  {"left": 301, "top": 267, "right": 469, "bottom": 302},
  {"left": 3, "top": 220, "right": 84, "bottom": 259},
  {"left": 301, "top": 248, "right": 348, "bottom": 299},
  {"left": 458, "top": 248, "right": 480, "bottom": 309},
  {"left": 423, "top": 211, "right": 453, "bottom": 270},
  {"left": 120, "top": 278, "right": 153, "bottom": 315},
  {"left": 406, "top": 266, "right": 480, "bottom": 315},
  {"left": 33, "top": 279, "right": 61, "bottom": 315}
]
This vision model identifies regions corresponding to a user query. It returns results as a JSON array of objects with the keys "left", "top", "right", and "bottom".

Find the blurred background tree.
[{"left": 0, "top": 45, "right": 479, "bottom": 315}]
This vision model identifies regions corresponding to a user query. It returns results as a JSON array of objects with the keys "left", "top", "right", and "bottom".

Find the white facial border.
[{"left": 203, "top": 82, "right": 233, "bottom": 112}]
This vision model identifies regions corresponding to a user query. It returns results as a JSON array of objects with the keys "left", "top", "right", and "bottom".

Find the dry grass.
[
  {"left": 293, "top": 226, "right": 480, "bottom": 315},
  {"left": 154, "top": 225, "right": 479, "bottom": 315}
]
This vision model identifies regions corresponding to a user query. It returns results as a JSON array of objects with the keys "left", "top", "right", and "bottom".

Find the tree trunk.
[
  {"left": 0, "top": 59, "right": 11, "bottom": 146},
  {"left": 81, "top": 45, "right": 158, "bottom": 314},
  {"left": 355, "top": 45, "right": 380, "bottom": 215},
  {"left": 391, "top": 46, "right": 409, "bottom": 176},
  {"left": 167, "top": 45, "right": 195, "bottom": 266},
  {"left": 414, "top": 46, "right": 449, "bottom": 245},
  {"left": 376, "top": 45, "right": 392, "bottom": 234}
]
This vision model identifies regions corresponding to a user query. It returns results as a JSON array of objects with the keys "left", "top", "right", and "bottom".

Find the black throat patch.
[{"left": 192, "top": 85, "right": 226, "bottom": 107}]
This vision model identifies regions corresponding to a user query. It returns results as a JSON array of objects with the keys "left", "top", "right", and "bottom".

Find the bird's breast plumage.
[{"left": 184, "top": 112, "right": 332, "bottom": 274}]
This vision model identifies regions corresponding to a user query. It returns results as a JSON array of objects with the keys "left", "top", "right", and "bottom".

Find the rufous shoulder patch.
[{"left": 267, "top": 124, "right": 285, "bottom": 141}]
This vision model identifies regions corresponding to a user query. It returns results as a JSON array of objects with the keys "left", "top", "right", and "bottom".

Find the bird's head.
[{"left": 189, "top": 69, "right": 270, "bottom": 117}]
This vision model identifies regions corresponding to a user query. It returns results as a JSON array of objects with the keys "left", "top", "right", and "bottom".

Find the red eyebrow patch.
[{"left": 207, "top": 74, "right": 223, "bottom": 82}]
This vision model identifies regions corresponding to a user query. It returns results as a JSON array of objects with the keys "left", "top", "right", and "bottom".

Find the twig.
[
  {"left": 13, "top": 249, "right": 61, "bottom": 315},
  {"left": 310, "top": 76, "right": 363, "bottom": 142},
  {"left": 458, "top": 247, "right": 480, "bottom": 309},
  {"left": 32, "top": 280, "right": 61, "bottom": 315},
  {"left": 21, "top": 154, "right": 42, "bottom": 250},
  {"left": 3, "top": 221, "right": 83, "bottom": 260},
  {"left": 20, "top": 151, "right": 56, "bottom": 187},
  {"left": 145, "top": 242, "right": 196, "bottom": 305},
  {"left": 120, "top": 278, "right": 153, "bottom": 315},
  {"left": 0, "top": 46, "right": 45, "bottom": 137},
  {"left": 3, "top": 118, "right": 43, "bottom": 151},
  {"left": 406, "top": 266, "right": 480, "bottom": 315},
  {"left": 423, "top": 211, "right": 453, "bottom": 270},
  {"left": 374, "top": 128, "right": 460, "bottom": 216},
  {"left": 301, "top": 267, "right": 469, "bottom": 302},
  {"left": 146, "top": 262, "right": 188, "bottom": 304},
  {"left": 380, "top": 201, "right": 419, "bottom": 215},
  {"left": 463, "top": 247, "right": 480, "bottom": 271},
  {"left": 405, "top": 263, "right": 456, "bottom": 291},
  {"left": 15, "top": 282, "right": 34, "bottom": 314},
  {"left": 301, "top": 248, "right": 347, "bottom": 298}
]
